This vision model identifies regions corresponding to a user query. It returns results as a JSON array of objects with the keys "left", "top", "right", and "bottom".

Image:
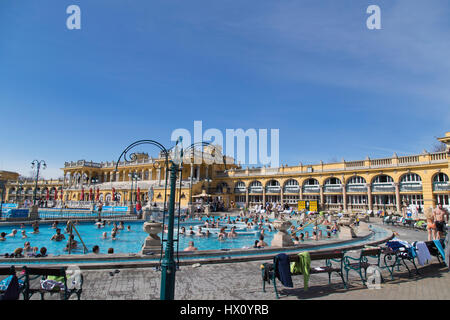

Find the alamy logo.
[
  {"left": 366, "top": 266, "right": 382, "bottom": 289},
  {"left": 66, "top": 265, "right": 83, "bottom": 290},
  {"left": 171, "top": 121, "right": 280, "bottom": 168}
]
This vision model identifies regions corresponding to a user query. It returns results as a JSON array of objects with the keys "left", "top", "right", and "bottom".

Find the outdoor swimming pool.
[{"left": 0, "top": 217, "right": 332, "bottom": 255}]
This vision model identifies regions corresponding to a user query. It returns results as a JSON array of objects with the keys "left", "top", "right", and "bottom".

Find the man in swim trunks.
[
  {"left": 433, "top": 204, "right": 449, "bottom": 239},
  {"left": 50, "top": 228, "right": 66, "bottom": 241}
]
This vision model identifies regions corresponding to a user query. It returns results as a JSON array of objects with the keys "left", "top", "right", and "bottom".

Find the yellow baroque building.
[{"left": 2, "top": 132, "right": 449, "bottom": 213}]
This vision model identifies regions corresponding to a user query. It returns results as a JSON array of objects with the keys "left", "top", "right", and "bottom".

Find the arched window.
[
  {"left": 303, "top": 178, "right": 319, "bottom": 186},
  {"left": 372, "top": 175, "right": 395, "bottom": 192},
  {"left": 347, "top": 176, "right": 366, "bottom": 185},
  {"left": 283, "top": 179, "right": 299, "bottom": 193},
  {"left": 433, "top": 173, "right": 449, "bottom": 192},
  {"left": 433, "top": 172, "right": 449, "bottom": 182},
  {"left": 324, "top": 177, "right": 342, "bottom": 193},
  {"left": 265, "top": 180, "right": 281, "bottom": 193},
  {"left": 234, "top": 181, "right": 246, "bottom": 193},
  {"left": 372, "top": 175, "right": 394, "bottom": 183},
  {"left": 400, "top": 173, "right": 422, "bottom": 191},
  {"left": 346, "top": 176, "right": 367, "bottom": 193},
  {"left": 249, "top": 181, "right": 263, "bottom": 193},
  {"left": 324, "top": 177, "right": 342, "bottom": 185},
  {"left": 303, "top": 178, "right": 320, "bottom": 193}
]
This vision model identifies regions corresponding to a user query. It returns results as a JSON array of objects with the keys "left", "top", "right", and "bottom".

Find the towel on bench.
[
  {"left": 274, "top": 253, "right": 293, "bottom": 288},
  {"left": 290, "top": 252, "right": 311, "bottom": 291}
]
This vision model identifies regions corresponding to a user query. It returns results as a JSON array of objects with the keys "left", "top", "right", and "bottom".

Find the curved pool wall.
[{"left": 0, "top": 224, "right": 394, "bottom": 269}]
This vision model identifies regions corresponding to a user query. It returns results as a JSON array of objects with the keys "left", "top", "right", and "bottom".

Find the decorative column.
[
  {"left": 280, "top": 188, "right": 284, "bottom": 204},
  {"left": 395, "top": 182, "right": 401, "bottom": 213},
  {"left": 149, "top": 168, "right": 153, "bottom": 181},
  {"left": 299, "top": 183, "right": 303, "bottom": 200},
  {"left": 342, "top": 181, "right": 347, "bottom": 212},
  {"left": 245, "top": 188, "right": 249, "bottom": 207},
  {"left": 157, "top": 168, "right": 161, "bottom": 186},
  {"left": 367, "top": 183, "right": 373, "bottom": 211},
  {"left": 319, "top": 184, "right": 324, "bottom": 209},
  {"left": 196, "top": 165, "right": 200, "bottom": 181}
]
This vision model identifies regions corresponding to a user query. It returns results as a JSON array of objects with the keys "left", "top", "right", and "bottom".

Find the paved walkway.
[{"left": 30, "top": 219, "right": 450, "bottom": 300}]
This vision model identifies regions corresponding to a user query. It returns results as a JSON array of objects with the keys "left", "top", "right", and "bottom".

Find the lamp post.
[
  {"left": 114, "top": 139, "right": 180, "bottom": 300},
  {"left": 0, "top": 181, "right": 5, "bottom": 216},
  {"left": 31, "top": 160, "right": 46, "bottom": 205},
  {"left": 128, "top": 172, "right": 140, "bottom": 207}
]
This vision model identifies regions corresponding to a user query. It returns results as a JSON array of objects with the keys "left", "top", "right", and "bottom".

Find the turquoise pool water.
[{"left": 0, "top": 218, "right": 331, "bottom": 255}]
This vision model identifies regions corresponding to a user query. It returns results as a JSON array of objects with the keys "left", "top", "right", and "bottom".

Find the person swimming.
[
  {"left": 7, "top": 229, "right": 17, "bottom": 237},
  {"left": 51, "top": 228, "right": 66, "bottom": 241}
]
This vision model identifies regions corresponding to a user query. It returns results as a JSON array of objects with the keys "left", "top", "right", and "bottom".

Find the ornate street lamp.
[
  {"left": 31, "top": 160, "right": 46, "bottom": 205},
  {"left": 182, "top": 142, "right": 227, "bottom": 212},
  {"left": 115, "top": 138, "right": 182, "bottom": 300},
  {"left": 0, "top": 181, "right": 5, "bottom": 216}
]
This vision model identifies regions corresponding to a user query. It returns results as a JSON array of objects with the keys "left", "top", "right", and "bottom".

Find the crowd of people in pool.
[
  {"left": 1, "top": 203, "right": 343, "bottom": 256},
  {"left": 181, "top": 208, "right": 341, "bottom": 251},
  {"left": 0, "top": 219, "right": 134, "bottom": 257}
]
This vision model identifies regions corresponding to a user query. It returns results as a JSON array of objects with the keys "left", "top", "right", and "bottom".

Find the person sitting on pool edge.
[
  {"left": 35, "top": 247, "right": 47, "bottom": 257},
  {"left": 184, "top": 241, "right": 198, "bottom": 251},
  {"left": 13, "top": 247, "right": 23, "bottom": 258},
  {"left": 23, "top": 242, "right": 33, "bottom": 254},
  {"left": 51, "top": 228, "right": 66, "bottom": 241}
]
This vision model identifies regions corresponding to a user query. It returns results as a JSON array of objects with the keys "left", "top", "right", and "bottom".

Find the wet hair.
[
  {"left": 0, "top": 232, "right": 6, "bottom": 238},
  {"left": 92, "top": 245, "right": 100, "bottom": 253},
  {"left": 40, "top": 247, "right": 47, "bottom": 256},
  {"left": 108, "top": 248, "right": 114, "bottom": 254}
]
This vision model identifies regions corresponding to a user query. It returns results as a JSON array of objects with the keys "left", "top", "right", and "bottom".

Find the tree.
[{"left": 431, "top": 141, "right": 446, "bottom": 153}]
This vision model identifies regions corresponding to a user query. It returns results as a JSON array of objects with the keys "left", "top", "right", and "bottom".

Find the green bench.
[
  {"left": 343, "top": 247, "right": 382, "bottom": 286},
  {"left": 261, "top": 250, "right": 347, "bottom": 299},
  {"left": 22, "top": 266, "right": 83, "bottom": 300}
]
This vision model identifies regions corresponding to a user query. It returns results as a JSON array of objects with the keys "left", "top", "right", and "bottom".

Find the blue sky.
[{"left": 0, "top": 0, "right": 449, "bottom": 178}]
